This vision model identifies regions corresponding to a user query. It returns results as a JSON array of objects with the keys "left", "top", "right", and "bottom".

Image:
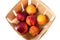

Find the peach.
[
  {"left": 26, "top": 5, "right": 36, "bottom": 15},
  {"left": 15, "top": 22, "right": 28, "bottom": 33},
  {"left": 26, "top": 15, "right": 37, "bottom": 26},
  {"left": 16, "top": 12, "right": 26, "bottom": 21},
  {"left": 37, "top": 15, "right": 47, "bottom": 25},
  {"left": 29, "top": 26, "right": 40, "bottom": 36}
]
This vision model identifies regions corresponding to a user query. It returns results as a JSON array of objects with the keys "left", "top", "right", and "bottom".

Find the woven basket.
[{"left": 6, "top": 0, "right": 56, "bottom": 40}]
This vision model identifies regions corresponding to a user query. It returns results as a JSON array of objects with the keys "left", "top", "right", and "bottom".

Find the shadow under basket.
[{"left": 6, "top": 0, "right": 56, "bottom": 40}]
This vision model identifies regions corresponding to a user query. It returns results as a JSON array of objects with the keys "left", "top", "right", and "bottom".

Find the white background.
[{"left": 0, "top": 0, "right": 60, "bottom": 40}]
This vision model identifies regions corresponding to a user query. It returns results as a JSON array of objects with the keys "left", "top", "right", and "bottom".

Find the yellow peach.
[
  {"left": 37, "top": 15, "right": 47, "bottom": 25},
  {"left": 26, "top": 5, "right": 36, "bottom": 15}
]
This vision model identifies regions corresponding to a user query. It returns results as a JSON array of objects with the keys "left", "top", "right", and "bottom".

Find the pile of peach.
[{"left": 14, "top": 4, "right": 48, "bottom": 36}]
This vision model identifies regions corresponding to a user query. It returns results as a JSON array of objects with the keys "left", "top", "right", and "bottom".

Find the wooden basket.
[{"left": 6, "top": 0, "right": 56, "bottom": 40}]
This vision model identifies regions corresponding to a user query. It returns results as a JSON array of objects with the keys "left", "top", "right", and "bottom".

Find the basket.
[{"left": 6, "top": 0, "right": 56, "bottom": 40}]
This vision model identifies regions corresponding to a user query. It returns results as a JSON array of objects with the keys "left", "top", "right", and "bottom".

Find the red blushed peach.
[
  {"left": 15, "top": 22, "right": 28, "bottom": 33},
  {"left": 26, "top": 15, "right": 37, "bottom": 26},
  {"left": 29, "top": 26, "right": 40, "bottom": 36},
  {"left": 16, "top": 12, "right": 26, "bottom": 21}
]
